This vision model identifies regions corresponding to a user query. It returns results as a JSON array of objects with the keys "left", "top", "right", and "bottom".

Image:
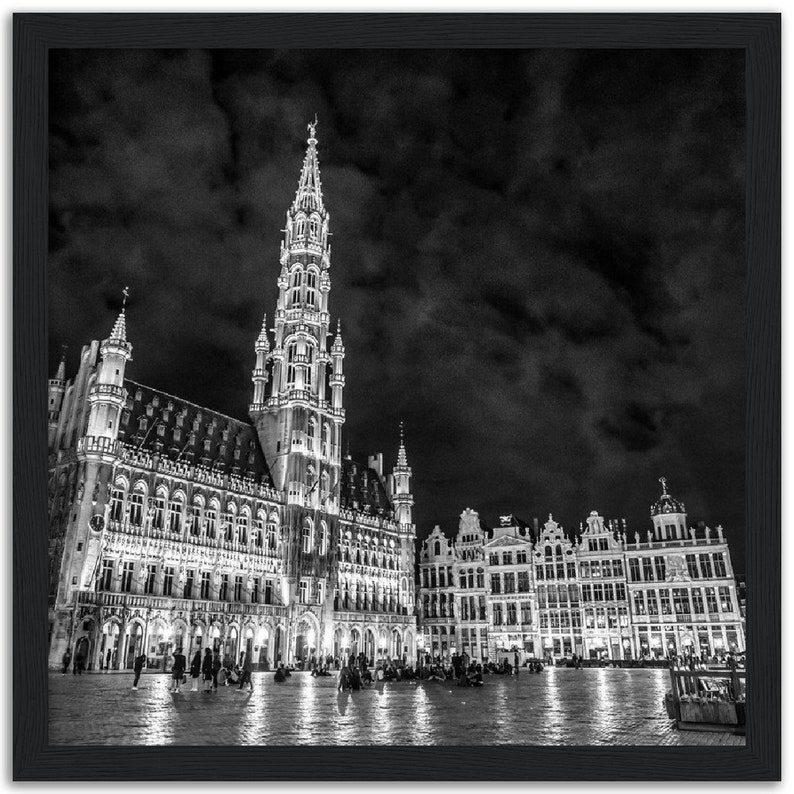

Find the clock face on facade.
[{"left": 89, "top": 514, "right": 104, "bottom": 532}]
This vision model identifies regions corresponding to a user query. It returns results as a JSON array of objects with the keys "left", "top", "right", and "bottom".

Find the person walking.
[
  {"left": 171, "top": 647, "right": 186, "bottom": 692},
  {"left": 211, "top": 650, "right": 222, "bottom": 692},
  {"left": 201, "top": 648, "right": 213, "bottom": 694},
  {"left": 132, "top": 651, "right": 146, "bottom": 690},
  {"left": 105, "top": 648, "right": 112, "bottom": 672},
  {"left": 72, "top": 651, "right": 84, "bottom": 676},
  {"left": 61, "top": 648, "right": 72, "bottom": 675},
  {"left": 189, "top": 649, "right": 202, "bottom": 692},
  {"left": 237, "top": 652, "right": 253, "bottom": 692}
]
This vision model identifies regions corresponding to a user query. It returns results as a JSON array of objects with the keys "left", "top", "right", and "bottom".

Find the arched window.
[
  {"left": 236, "top": 511, "right": 249, "bottom": 545},
  {"left": 205, "top": 501, "right": 218, "bottom": 539},
  {"left": 267, "top": 519, "right": 277, "bottom": 552},
  {"left": 110, "top": 483, "right": 126, "bottom": 523},
  {"left": 224, "top": 503, "right": 236, "bottom": 542},
  {"left": 286, "top": 343, "right": 298, "bottom": 387},
  {"left": 306, "top": 269, "right": 318, "bottom": 308},
  {"left": 321, "top": 422, "right": 330, "bottom": 457},
  {"left": 294, "top": 215, "right": 306, "bottom": 239},
  {"left": 190, "top": 495, "right": 203, "bottom": 537},
  {"left": 152, "top": 491, "right": 166, "bottom": 530},
  {"left": 129, "top": 484, "right": 145, "bottom": 526},
  {"left": 308, "top": 215, "right": 320, "bottom": 241},
  {"left": 302, "top": 519, "right": 312, "bottom": 553},
  {"left": 434, "top": 540, "right": 441, "bottom": 556},
  {"left": 307, "top": 416, "right": 317, "bottom": 451},
  {"left": 168, "top": 493, "right": 184, "bottom": 533},
  {"left": 319, "top": 521, "right": 328, "bottom": 555},
  {"left": 289, "top": 268, "right": 302, "bottom": 307},
  {"left": 253, "top": 515, "right": 264, "bottom": 548}
]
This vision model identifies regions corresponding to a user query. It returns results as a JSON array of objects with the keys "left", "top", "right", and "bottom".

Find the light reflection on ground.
[{"left": 48, "top": 668, "right": 745, "bottom": 746}]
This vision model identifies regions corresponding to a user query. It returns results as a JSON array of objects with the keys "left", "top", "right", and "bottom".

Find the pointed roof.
[
  {"left": 397, "top": 421, "right": 408, "bottom": 467},
  {"left": 109, "top": 308, "right": 127, "bottom": 342},
  {"left": 292, "top": 117, "right": 324, "bottom": 214},
  {"left": 332, "top": 318, "right": 344, "bottom": 352},
  {"left": 53, "top": 346, "right": 67, "bottom": 382},
  {"left": 255, "top": 313, "right": 270, "bottom": 351},
  {"left": 106, "top": 287, "right": 130, "bottom": 344}
]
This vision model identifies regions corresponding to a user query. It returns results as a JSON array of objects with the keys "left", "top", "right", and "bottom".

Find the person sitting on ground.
[
  {"left": 468, "top": 664, "right": 484, "bottom": 686},
  {"left": 274, "top": 663, "right": 287, "bottom": 682},
  {"left": 457, "top": 669, "right": 470, "bottom": 687}
]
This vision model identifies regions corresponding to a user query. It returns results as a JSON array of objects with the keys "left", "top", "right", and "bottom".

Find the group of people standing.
[{"left": 167, "top": 648, "right": 254, "bottom": 693}]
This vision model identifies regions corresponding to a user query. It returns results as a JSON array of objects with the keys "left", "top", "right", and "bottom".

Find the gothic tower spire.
[
  {"left": 292, "top": 116, "right": 324, "bottom": 213},
  {"left": 391, "top": 421, "right": 413, "bottom": 528},
  {"left": 249, "top": 121, "right": 344, "bottom": 638}
]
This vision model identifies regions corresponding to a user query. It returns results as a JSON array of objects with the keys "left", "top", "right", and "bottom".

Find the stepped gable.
[
  {"left": 340, "top": 457, "right": 394, "bottom": 518},
  {"left": 118, "top": 379, "right": 274, "bottom": 486}
]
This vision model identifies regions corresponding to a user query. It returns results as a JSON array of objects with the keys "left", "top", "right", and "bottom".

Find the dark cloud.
[{"left": 48, "top": 48, "right": 746, "bottom": 572}]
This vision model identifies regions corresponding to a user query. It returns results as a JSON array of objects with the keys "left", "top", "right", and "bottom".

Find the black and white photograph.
[{"left": 42, "top": 41, "right": 753, "bottom": 751}]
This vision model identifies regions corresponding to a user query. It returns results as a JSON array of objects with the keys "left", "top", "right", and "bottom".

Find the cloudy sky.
[{"left": 48, "top": 49, "right": 745, "bottom": 570}]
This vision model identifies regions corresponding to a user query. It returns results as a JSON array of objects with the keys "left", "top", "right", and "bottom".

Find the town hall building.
[{"left": 47, "top": 123, "right": 417, "bottom": 672}]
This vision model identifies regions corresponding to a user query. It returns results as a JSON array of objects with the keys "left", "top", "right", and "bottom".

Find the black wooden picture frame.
[{"left": 13, "top": 13, "right": 780, "bottom": 780}]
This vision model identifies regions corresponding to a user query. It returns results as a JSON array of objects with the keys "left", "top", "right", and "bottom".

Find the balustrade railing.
[{"left": 77, "top": 590, "right": 286, "bottom": 615}]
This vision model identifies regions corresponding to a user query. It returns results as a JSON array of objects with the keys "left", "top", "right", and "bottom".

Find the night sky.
[{"left": 48, "top": 49, "right": 746, "bottom": 572}]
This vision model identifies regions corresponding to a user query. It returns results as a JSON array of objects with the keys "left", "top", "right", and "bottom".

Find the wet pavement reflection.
[{"left": 49, "top": 667, "right": 745, "bottom": 746}]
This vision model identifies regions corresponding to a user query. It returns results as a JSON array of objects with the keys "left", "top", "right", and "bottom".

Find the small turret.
[
  {"left": 390, "top": 422, "right": 413, "bottom": 528},
  {"left": 80, "top": 289, "right": 133, "bottom": 463},
  {"left": 251, "top": 312, "right": 270, "bottom": 408},
  {"left": 329, "top": 319, "right": 345, "bottom": 413},
  {"left": 48, "top": 346, "right": 68, "bottom": 448},
  {"left": 650, "top": 476, "right": 687, "bottom": 541}
]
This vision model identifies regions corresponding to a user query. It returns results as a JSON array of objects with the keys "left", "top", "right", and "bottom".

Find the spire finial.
[
  {"left": 659, "top": 476, "right": 668, "bottom": 495},
  {"left": 60, "top": 344, "right": 68, "bottom": 362},
  {"left": 337, "top": 318, "right": 341, "bottom": 335},
  {"left": 122, "top": 285, "right": 130, "bottom": 309},
  {"left": 293, "top": 119, "right": 324, "bottom": 212},
  {"left": 397, "top": 421, "right": 408, "bottom": 467}
]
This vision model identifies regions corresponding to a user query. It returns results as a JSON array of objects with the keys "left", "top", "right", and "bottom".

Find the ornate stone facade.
[
  {"left": 47, "top": 124, "right": 417, "bottom": 671},
  {"left": 418, "top": 484, "right": 744, "bottom": 664}
]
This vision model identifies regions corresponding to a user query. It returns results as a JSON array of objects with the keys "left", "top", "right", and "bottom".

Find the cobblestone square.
[{"left": 49, "top": 667, "right": 745, "bottom": 746}]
